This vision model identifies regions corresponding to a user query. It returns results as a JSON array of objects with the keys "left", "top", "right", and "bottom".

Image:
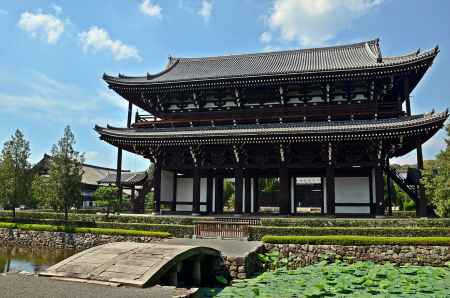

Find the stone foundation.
[
  {"left": 263, "top": 243, "right": 450, "bottom": 267},
  {"left": 0, "top": 228, "right": 161, "bottom": 250}
]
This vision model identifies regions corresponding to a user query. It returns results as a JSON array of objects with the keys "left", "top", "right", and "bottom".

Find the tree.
[
  {"left": 0, "top": 129, "right": 32, "bottom": 219},
  {"left": 31, "top": 175, "right": 57, "bottom": 209},
  {"left": 424, "top": 123, "right": 450, "bottom": 217},
  {"left": 49, "top": 126, "right": 84, "bottom": 222},
  {"left": 93, "top": 185, "right": 119, "bottom": 217},
  {"left": 224, "top": 179, "right": 235, "bottom": 210}
]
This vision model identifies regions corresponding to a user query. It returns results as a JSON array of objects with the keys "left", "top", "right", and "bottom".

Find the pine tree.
[
  {"left": 49, "top": 126, "right": 84, "bottom": 222},
  {"left": 0, "top": 129, "right": 32, "bottom": 219}
]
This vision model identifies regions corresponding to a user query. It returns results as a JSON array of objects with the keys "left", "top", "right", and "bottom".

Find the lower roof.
[{"left": 95, "top": 111, "right": 448, "bottom": 145}]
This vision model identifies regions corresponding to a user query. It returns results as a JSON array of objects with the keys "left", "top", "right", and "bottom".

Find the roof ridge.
[{"left": 172, "top": 39, "right": 380, "bottom": 62}]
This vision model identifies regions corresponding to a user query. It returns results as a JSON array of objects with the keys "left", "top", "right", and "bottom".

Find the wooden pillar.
[
  {"left": 404, "top": 77, "right": 411, "bottom": 116},
  {"left": 171, "top": 172, "right": 177, "bottom": 212},
  {"left": 206, "top": 175, "right": 213, "bottom": 214},
  {"left": 215, "top": 176, "right": 224, "bottom": 214},
  {"left": 116, "top": 148, "right": 123, "bottom": 205},
  {"left": 279, "top": 165, "right": 290, "bottom": 214},
  {"left": 416, "top": 144, "right": 427, "bottom": 217},
  {"left": 244, "top": 177, "right": 252, "bottom": 213},
  {"left": 326, "top": 167, "right": 335, "bottom": 215},
  {"left": 235, "top": 167, "right": 243, "bottom": 213},
  {"left": 192, "top": 167, "right": 201, "bottom": 215},
  {"left": 131, "top": 186, "right": 136, "bottom": 212},
  {"left": 375, "top": 165, "right": 385, "bottom": 216},
  {"left": 153, "top": 163, "right": 161, "bottom": 214},
  {"left": 253, "top": 177, "right": 259, "bottom": 213},
  {"left": 387, "top": 173, "right": 393, "bottom": 216}
]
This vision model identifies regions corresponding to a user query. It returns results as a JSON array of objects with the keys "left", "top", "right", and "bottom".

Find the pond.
[
  {"left": 202, "top": 261, "right": 450, "bottom": 297},
  {"left": 0, "top": 246, "right": 76, "bottom": 274}
]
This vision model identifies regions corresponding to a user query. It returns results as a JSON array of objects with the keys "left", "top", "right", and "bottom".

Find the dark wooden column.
[
  {"left": 215, "top": 176, "right": 224, "bottom": 214},
  {"left": 206, "top": 175, "right": 213, "bottom": 214},
  {"left": 374, "top": 165, "right": 385, "bottom": 216},
  {"left": 279, "top": 165, "right": 290, "bottom": 214},
  {"left": 416, "top": 144, "right": 427, "bottom": 217},
  {"left": 244, "top": 177, "right": 252, "bottom": 213},
  {"left": 171, "top": 172, "right": 177, "bottom": 212},
  {"left": 116, "top": 101, "right": 133, "bottom": 208},
  {"left": 386, "top": 173, "right": 393, "bottom": 216},
  {"left": 404, "top": 77, "right": 411, "bottom": 116},
  {"left": 116, "top": 148, "right": 123, "bottom": 204},
  {"left": 253, "top": 177, "right": 259, "bottom": 213},
  {"left": 192, "top": 167, "right": 201, "bottom": 215},
  {"left": 235, "top": 167, "right": 244, "bottom": 213},
  {"left": 326, "top": 167, "right": 335, "bottom": 215},
  {"left": 153, "top": 163, "right": 161, "bottom": 214}
]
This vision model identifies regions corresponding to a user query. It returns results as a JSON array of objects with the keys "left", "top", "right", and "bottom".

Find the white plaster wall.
[
  {"left": 335, "top": 177, "right": 370, "bottom": 204},
  {"left": 176, "top": 204, "right": 192, "bottom": 212},
  {"left": 200, "top": 178, "right": 207, "bottom": 203},
  {"left": 177, "top": 178, "right": 193, "bottom": 202},
  {"left": 335, "top": 206, "right": 371, "bottom": 214},
  {"left": 160, "top": 170, "right": 174, "bottom": 202},
  {"left": 335, "top": 177, "right": 370, "bottom": 214}
]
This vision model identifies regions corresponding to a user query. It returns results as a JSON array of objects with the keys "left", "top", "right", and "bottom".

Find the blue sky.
[{"left": 0, "top": 0, "right": 449, "bottom": 171}]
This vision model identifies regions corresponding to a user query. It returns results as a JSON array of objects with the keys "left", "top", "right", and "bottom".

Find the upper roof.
[{"left": 103, "top": 39, "right": 438, "bottom": 87}]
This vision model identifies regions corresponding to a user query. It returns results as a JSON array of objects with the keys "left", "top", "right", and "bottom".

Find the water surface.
[{"left": 0, "top": 246, "right": 76, "bottom": 273}]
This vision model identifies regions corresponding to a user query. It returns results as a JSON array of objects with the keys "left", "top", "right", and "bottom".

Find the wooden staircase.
[{"left": 385, "top": 166, "right": 418, "bottom": 202}]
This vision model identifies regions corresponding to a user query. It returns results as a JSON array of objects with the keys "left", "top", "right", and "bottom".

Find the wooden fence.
[{"left": 195, "top": 221, "right": 250, "bottom": 239}]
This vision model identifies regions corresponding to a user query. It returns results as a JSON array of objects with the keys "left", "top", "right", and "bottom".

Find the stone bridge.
[{"left": 40, "top": 242, "right": 222, "bottom": 288}]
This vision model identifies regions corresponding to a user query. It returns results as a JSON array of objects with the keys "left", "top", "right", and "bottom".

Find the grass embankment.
[
  {"left": 0, "top": 222, "right": 171, "bottom": 238},
  {"left": 262, "top": 235, "right": 450, "bottom": 246}
]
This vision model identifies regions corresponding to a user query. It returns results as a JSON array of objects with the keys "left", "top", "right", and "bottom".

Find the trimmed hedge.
[
  {"left": 249, "top": 226, "right": 450, "bottom": 240},
  {"left": 0, "top": 210, "right": 213, "bottom": 225},
  {"left": 260, "top": 218, "right": 450, "bottom": 228},
  {"left": 0, "top": 222, "right": 171, "bottom": 238},
  {"left": 262, "top": 235, "right": 450, "bottom": 246}
]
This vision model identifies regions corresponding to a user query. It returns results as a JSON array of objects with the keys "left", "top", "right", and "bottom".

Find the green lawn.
[{"left": 204, "top": 261, "right": 450, "bottom": 297}]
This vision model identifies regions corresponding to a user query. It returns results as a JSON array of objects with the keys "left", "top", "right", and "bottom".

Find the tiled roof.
[
  {"left": 98, "top": 172, "right": 148, "bottom": 186},
  {"left": 103, "top": 39, "right": 438, "bottom": 85},
  {"left": 95, "top": 111, "right": 448, "bottom": 140}
]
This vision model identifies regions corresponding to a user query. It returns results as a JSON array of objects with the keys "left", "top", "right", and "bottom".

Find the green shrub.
[
  {"left": 249, "top": 226, "right": 450, "bottom": 240},
  {"left": 262, "top": 235, "right": 450, "bottom": 246},
  {"left": 0, "top": 222, "right": 171, "bottom": 238},
  {"left": 259, "top": 217, "right": 450, "bottom": 227}
]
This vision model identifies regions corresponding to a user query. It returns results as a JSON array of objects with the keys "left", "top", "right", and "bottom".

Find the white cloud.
[
  {"left": 79, "top": 26, "right": 141, "bottom": 61},
  {"left": 18, "top": 11, "right": 64, "bottom": 43},
  {"left": 260, "top": 31, "right": 272, "bottom": 43},
  {"left": 97, "top": 89, "right": 129, "bottom": 111},
  {"left": 51, "top": 4, "right": 62, "bottom": 15},
  {"left": 140, "top": 0, "right": 162, "bottom": 17},
  {"left": 264, "top": 0, "right": 383, "bottom": 47},
  {"left": 198, "top": 0, "right": 213, "bottom": 22}
]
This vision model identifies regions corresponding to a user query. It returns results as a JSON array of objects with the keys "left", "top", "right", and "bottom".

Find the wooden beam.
[
  {"left": 326, "top": 167, "right": 335, "bottom": 215},
  {"left": 244, "top": 177, "right": 252, "bottom": 213},
  {"left": 374, "top": 165, "right": 384, "bottom": 216},
  {"left": 214, "top": 176, "right": 224, "bottom": 214}
]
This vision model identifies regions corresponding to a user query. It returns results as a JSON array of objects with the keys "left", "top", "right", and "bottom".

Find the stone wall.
[
  {"left": 263, "top": 243, "right": 450, "bottom": 267},
  {"left": 223, "top": 248, "right": 265, "bottom": 280},
  {"left": 0, "top": 228, "right": 161, "bottom": 250}
]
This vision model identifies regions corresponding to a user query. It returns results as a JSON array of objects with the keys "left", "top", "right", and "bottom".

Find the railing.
[
  {"left": 213, "top": 217, "right": 261, "bottom": 226},
  {"left": 194, "top": 221, "right": 250, "bottom": 239},
  {"left": 385, "top": 167, "right": 418, "bottom": 201}
]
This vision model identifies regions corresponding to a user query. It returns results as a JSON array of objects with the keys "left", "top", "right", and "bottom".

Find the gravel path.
[{"left": 0, "top": 273, "right": 196, "bottom": 298}]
